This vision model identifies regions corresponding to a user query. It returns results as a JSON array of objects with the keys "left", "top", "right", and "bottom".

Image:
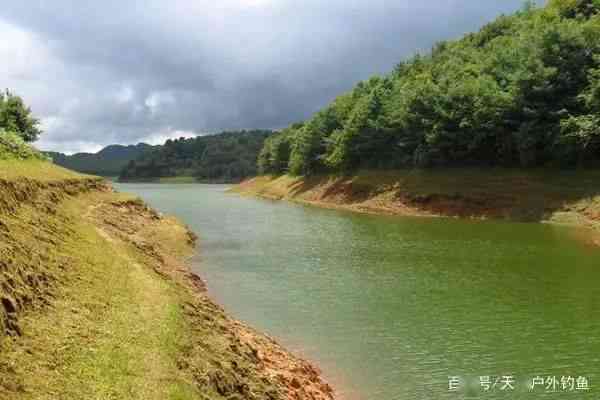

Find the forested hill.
[
  {"left": 46, "top": 143, "right": 154, "bottom": 176},
  {"left": 259, "top": 0, "right": 600, "bottom": 175},
  {"left": 119, "top": 130, "right": 273, "bottom": 183}
]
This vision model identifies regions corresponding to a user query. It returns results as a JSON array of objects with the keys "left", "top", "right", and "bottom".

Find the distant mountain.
[
  {"left": 119, "top": 130, "right": 273, "bottom": 183},
  {"left": 46, "top": 143, "right": 155, "bottom": 176}
]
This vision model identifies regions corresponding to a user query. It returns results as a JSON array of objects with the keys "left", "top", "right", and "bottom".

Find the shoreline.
[
  {"left": 232, "top": 172, "right": 600, "bottom": 245},
  {"left": 118, "top": 176, "right": 244, "bottom": 185},
  {"left": 94, "top": 195, "right": 337, "bottom": 400},
  {"left": 0, "top": 163, "right": 336, "bottom": 400}
]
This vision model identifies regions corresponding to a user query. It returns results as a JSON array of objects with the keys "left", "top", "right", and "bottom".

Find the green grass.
[
  {"left": 0, "top": 192, "right": 201, "bottom": 399},
  {"left": 0, "top": 132, "right": 95, "bottom": 181},
  {"left": 0, "top": 159, "right": 90, "bottom": 181},
  {"left": 0, "top": 185, "right": 290, "bottom": 399},
  {"left": 1, "top": 160, "right": 330, "bottom": 400}
]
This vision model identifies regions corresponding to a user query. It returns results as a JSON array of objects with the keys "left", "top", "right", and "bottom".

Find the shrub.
[{"left": 0, "top": 130, "right": 49, "bottom": 160}]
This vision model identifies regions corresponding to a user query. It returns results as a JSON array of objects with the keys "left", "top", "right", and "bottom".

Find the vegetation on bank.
[
  {"left": 0, "top": 90, "right": 41, "bottom": 143},
  {"left": 0, "top": 131, "right": 47, "bottom": 161},
  {"left": 0, "top": 93, "right": 332, "bottom": 399},
  {"left": 0, "top": 160, "right": 334, "bottom": 400},
  {"left": 0, "top": 91, "right": 48, "bottom": 170},
  {"left": 259, "top": 1, "right": 600, "bottom": 175},
  {"left": 0, "top": 117, "right": 80, "bottom": 180},
  {"left": 119, "top": 130, "right": 273, "bottom": 183},
  {"left": 0, "top": 158, "right": 82, "bottom": 181}
]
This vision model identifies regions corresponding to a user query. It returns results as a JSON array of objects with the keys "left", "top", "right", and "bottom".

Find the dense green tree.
[
  {"left": 288, "top": 108, "right": 341, "bottom": 175},
  {"left": 258, "top": 129, "right": 293, "bottom": 174},
  {"left": 120, "top": 130, "right": 272, "bottom": 182},
  {"left": 325, "top": 77, "right": 392, "bottom": 171},
  {"left": 550, "top": 0, "right": 600, "bottom": 19},
  {"left": 560, "top": 62, "right": 600, "bottom": 165},
  {"left": 259, "top": 1, "right": 600, "bottom": 175},
  {"left": 0, "top": 90, "right": 42, "bottom": 142},
  {"left": 47, "top": 144, "right": 153, "bottom": 176}
]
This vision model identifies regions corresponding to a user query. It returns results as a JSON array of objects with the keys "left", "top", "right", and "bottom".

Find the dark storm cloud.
[{"left": 0, "top": 0, "right": 527, "bottom": 153}]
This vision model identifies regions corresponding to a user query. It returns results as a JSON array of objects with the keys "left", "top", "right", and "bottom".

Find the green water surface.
[{"left": 116, "top": 183, "right": 600, "bottom": 400}]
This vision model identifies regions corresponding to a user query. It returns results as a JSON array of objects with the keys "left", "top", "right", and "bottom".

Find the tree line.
[
  {"left": 46, "top": 144, "right": 154, "bottom": 176},
  {"left": 120, "top": 130, "right": 273, "bottom": 182},
  {"left": 259, "top": 0, "right": 600, "bottom": 176}
]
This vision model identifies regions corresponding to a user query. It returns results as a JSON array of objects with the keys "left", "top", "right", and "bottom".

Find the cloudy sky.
[{"left": 1, "top": 1, "right": 527, "bottom": 154}]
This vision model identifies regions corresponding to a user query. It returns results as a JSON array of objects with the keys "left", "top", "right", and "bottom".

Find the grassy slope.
[
  {"left": 234, "top": 169, "right": 600, "bottom": 235},
  {"left": 0, "top": 163, "right": 198, "bottom": 398},
  {"left": 0, "top": 161, "right": 334, "bottom": 400},
  {"left": 2, "top": 191, "right": 197, "bottom": 399},
  {"left": 0, "top": 159, "right": 86, "bottom": 180}
]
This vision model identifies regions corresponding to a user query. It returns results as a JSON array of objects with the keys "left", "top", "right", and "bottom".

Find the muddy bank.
[
  {"left": 93, "top": 198, "right": 335, "bottom": 400},
  {"left": 233, "top": 173, "right": 600, "bottom": 234},
  {"left": 0, "top": 167, "right": 335, "bottom": 400}
]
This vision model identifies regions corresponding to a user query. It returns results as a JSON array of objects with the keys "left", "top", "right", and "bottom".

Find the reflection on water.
[{"left": 117, "top": 183, "right": 600, "bottom": 400}]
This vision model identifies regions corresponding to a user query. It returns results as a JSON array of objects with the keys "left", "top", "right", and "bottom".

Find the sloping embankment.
[
  {"left": 0, "top": 161, "right": 334, "bottom": 400},
  {"left": 0, "top": 174, "right": 109, "bottom": 337},
  {"left": 234, "top": 171, "right": 600, "bottom": 241}
]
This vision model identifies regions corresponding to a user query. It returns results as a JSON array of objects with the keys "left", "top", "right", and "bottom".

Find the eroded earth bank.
[{"left": 0, "top": 161, "right": 334, "bottom": 400}]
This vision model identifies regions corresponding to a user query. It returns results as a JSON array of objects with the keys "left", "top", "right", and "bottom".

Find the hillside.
[
  {"left": 0, "top": 145, "right": 334, "bottom": 399},
  {"left": 46, "top": 143, "right": 154, "bottom": 177},
  {"left": 120, "top": 130, "right": 273, "bottom": 183},
  {"left": 258, "top": 1, "right": 600, "bottom": 175}
]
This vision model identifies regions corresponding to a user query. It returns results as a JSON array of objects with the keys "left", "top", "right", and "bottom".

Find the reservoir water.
[{"left": 116, "top": 183, "right": 600, "bottom": 400}]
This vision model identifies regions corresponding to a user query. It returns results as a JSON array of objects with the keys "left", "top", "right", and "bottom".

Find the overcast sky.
[{"left": 0, "top": 1, "right": 527, "bottom": 154}]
